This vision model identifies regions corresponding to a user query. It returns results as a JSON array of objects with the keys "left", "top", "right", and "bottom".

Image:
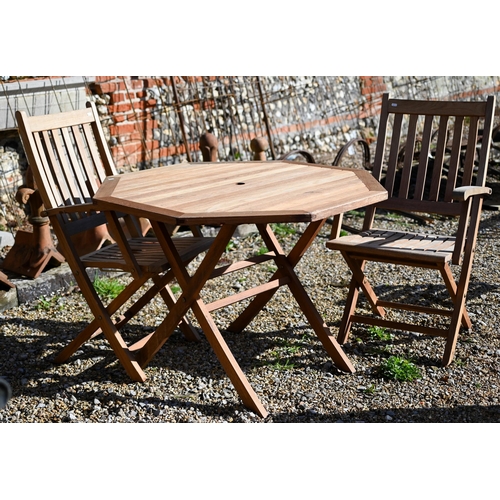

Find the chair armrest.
[
  {"left": 42, "top": 202, "right": 99, "bottom": 217},
  {"left": 452, "top": 186, "right": 492, "bottom": 202}
]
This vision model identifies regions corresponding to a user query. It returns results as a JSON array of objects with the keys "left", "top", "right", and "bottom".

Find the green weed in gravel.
[
  {"left": 93, "top": 274, "right": 125, "bottom": 300},
  {"left": 270, "top": 223, "right": 296, "bottom": 237},
  {"left": 368, "top": 325, "right": 393, "bottom": 341},
  {"left": 36, "top": 295, "right": 63, "bottom": 311},
  {"left": 379, "top": 356, "right": 422, "bottom": 381}
]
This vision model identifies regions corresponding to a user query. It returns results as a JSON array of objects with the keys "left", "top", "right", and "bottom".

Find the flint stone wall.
[{"left": 89, "top": 76, "right": 500, "bottom": 171}]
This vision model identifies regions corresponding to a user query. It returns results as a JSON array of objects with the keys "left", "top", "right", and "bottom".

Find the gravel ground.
[{"left": 0, "top": 204, "right": 499, "bottom": 424}]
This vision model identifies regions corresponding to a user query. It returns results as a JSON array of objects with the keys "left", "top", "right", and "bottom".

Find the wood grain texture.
[{"left": 94, "top": 160, "right": 388, "bottom": 225}]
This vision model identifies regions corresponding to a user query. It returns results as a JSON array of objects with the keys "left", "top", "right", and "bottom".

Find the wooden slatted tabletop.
[{"left": 94, "top": 160, "right": 387, "bottom": 225}]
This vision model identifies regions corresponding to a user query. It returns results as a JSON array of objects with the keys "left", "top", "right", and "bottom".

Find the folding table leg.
[
  {"left": 256, "top": 222, "right": 355, "bottom": 373},
  {"left": 154, "top": 274, "right": 201, "bottom": 342},
  {"left": 135, "top": 222, "right": 234, "bottom": 365},
  {"left": 228, "top": 221, "right": 326, "bottom": 333},
  {"left": 191, "top": 297, "right": 269, "bottom": 418},
  {"left": 137, "top": 221, "right": 269, "bottom": 416},
  {"left": 229, "top": 221, "right": 354, "bottom": 373}
]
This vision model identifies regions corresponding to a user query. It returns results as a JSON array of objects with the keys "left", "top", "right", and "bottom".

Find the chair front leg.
[
  {"left": 439, "top": 263, "right": 472, "bottom": 330},
  {"left": 442, "top": 251, "right": 476, "bottom": 366},
  {"left": 342, "top": 254, "right": 385, "bottom": 317},
  {"left": 337, "top": 277, "right": 361, "bottom": 344}
]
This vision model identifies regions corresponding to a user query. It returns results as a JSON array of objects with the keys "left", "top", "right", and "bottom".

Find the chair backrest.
[
  {"left": 373, "top": 94, "right": 495, "bottom": 215},
  {"left": 366, "top": 93, "right": 496, "bottom": 224},
  {"left": 15, "top": 102, "right": 146, "bottom": 246},
  {"left": 16, "top": 101, "right": 114, "bottom": 215}
]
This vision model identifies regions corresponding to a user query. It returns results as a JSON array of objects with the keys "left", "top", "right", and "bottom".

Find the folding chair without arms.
[
  {"left": 15, "top": 103, "right": 214, "bottom": 382},
  {"left": 327, "top": 93, "right": 496, "bottom": 366}
]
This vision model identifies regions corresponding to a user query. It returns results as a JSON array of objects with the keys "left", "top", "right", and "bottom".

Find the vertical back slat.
[
  {"left": 383, "top": 113, "right": 403, "bottom": 197},
  {"left": 475, "top": 96, "right": 496, "bottom": 185},
  {"left": 36, "top": 130, "right": 74, "bottom": 225},
  {"left": 82, "top": 122, "right": 108, "bottom": 185},
  {"left": 444, "top": 116, "right": 465, "bottom": 201},
  {"left": 39, "top": 130, "right": 74, "bottom": 208},
  {"left": 61, "top": 126, "right": 92, "bottom": 203},
  {"left": 413, "top": 114, "right": 434, "bottom": 200},
  {"left": 428, "top": 116, "right": 449, "bottom": 201},
  {"left": 32, "top": 131, "right": 62, "bottom": 209},
  {"left": 49, "top": 128, "right": 84, "bottom": 205},
  {"left": 371, "top": 94, "right": 390, "bottom": 181},
  {"left": 398, "top": 114, "right": 418, "bottom": 198},
  {"left": 73, "top": 123, "right": 100, "bottom": 194},
  {"left": 461, "top": 116, "right": 479, "bottom": 186},
  {"left": 85, "top": 101, "right": 118, "bottom": 178}
]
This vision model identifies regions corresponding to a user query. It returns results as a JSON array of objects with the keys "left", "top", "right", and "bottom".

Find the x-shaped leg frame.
[
  {"left": 336, "top": 251, "right": 473, "bottom": 366},
  {"left": 133, "top": 219, "right": 355, "bottom": 418}
]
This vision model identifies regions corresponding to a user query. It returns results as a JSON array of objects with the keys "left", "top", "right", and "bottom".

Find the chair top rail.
[
  {"left": 386, "top": 97, "right": 490, "bottom": 117},
  {"left": 17, "top": 107, "right": 95, "bottom": 133}
]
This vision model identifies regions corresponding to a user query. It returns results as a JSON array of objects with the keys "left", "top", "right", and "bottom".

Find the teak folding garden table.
[{"left": 93, "top": 160, "right": 387, "bottom": 417}]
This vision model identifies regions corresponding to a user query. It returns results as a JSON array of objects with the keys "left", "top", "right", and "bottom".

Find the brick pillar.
[
  {"left": 360, "top": 76, "right": 387, "bottom": 119},
  {"left": 91, "top": 77, "right": 160, "bottom": 170}
]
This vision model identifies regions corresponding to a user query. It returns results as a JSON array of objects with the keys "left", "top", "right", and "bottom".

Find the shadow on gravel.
[
  {"left": 479, "top": 209, "right": 500, "bottom": 231},
  {"left": 0, "top": 316, "right": 333, "bottom": 415},
  {"left": 269, "top": 404, "right": 500, "bottom": 423},
  {"left": 0, "top": 316, "right": 324, "bottom": 377},
  {"left": 2, "top": 313, "right": 499, "bottom": 423}
]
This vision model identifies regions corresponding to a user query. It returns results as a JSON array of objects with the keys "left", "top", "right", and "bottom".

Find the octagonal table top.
[{"left": 94, "top": 160, "right": 387, "bottom": 226}]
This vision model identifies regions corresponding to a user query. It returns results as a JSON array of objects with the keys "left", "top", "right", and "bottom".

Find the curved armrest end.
[{"left": 452, "top": 186, "right": 492, "bottom": 202}]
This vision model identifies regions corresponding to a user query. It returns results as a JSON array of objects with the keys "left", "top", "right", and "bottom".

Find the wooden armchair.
[
  {"left": 327, "top": 93, "right": 496, "bottom": 366},
  {"left": 15, "top": 103, "right": 214, "bottom": 382}
]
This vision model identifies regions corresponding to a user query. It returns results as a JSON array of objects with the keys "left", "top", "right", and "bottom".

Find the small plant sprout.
[
  {"left": 379, "top": 356, "right": 422, "bottom": 382},
  {"left": 271, "top": 351, "right": 295, "bottom": 371},
  {"left": 364, "top": 384, "right": 377, "bottom": 395},
  {"left": 93, "top": 273, "right": 125, "bottom": 300},
  {"left": 36, "top": 295, "right": 62, "bottom": 310},
  {"left": 368, "top": 325, "right": 393, "bottom": 341},
  {"left": 270, "top": 223, "right": 296, "bottom": 237}
]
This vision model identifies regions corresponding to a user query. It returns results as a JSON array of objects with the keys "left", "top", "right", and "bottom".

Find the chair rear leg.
[
  {"left": 55, "top": 272, "right": 152, "bottom": 363},
  {"left": 58, "top": 261, "right": 147, "bottom": 381}
]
